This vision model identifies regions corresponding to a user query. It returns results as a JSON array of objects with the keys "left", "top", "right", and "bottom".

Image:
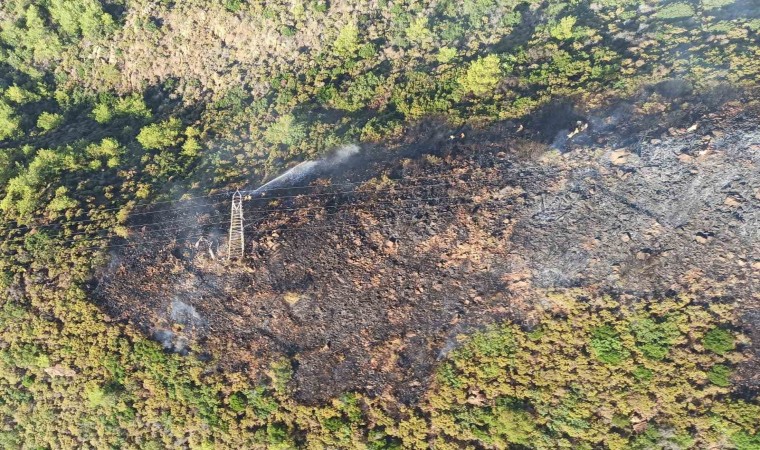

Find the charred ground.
[{"left": 95, "top": 93, "right": 760, "bottom": 404}]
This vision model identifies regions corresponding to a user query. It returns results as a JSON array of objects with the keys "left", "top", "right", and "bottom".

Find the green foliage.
[
  {"left": 24, "top": 231, "right": 55, "bottom": 264},
  {"left": 590, "top": 325, "right": 629, "bottom": 365},
  {"left": 264, "top": 114, "right": 305, "bottom": 146},
  {"left": 86, "top": 138, "right": 123, "bottom": 168},
  {"left": 114, "top": 94, "right": 152, "bottom": 119},
  {"left": 92, "top": 102, "right": 113, "bottom": 124},
  {"left": 4, "top": 85, "right": 40, "bottom": 104},
  {"left": 334, "top": 23, "right": 360, "bottom": 58},
  {"left": 630, "top": 316, "right": 680, "bottom": 360},
  {"left": 46, "top": 186, "right": 77, "bottom": 214},
  {"left": 656, "top": 3, "right": 695, "bottom": 20},
  {"left": 93, "top": 94, "right": 151, "bottom": 124},
  {"left": 460, "top": 55, "right": 501, "bottom": 96},
  {"left": 550, "top": 16, "right": 577, "bottom": 40},
  {"left": 36, "top": 112, "right": 63, "bottom": 131},
  {"left": 732, "top": 430, "right": 760, "bottom": 450},
  {"left": 703, "top": 328, "right": 735, "bottom": 355},
  {"left": 228, "top": 392, "right": 247, "bottom": 412},
  {"left": 437, "top": 47, "right": 458, "bottom": 64},
  {"left": 0, "top": 1, "right": 757, "bottom": 448},
  {"left": 332, "top": 73, "right": 382, "bottom": 112},
  {"left": 269, "top": 358, "right": 293, "bottom": 394},
  {"left": 406, "top": 17, "right": 432, "bottom": 44},
  {"left": 358, "top": 43, "right": 376, "bottom": 59},
  {"left": 0, "top": 101, "right": 21, "bottom": 140},
  {"left": 708, "top": 364, "right": 731, "bottom": 387},
  {"left": 182, "top": 136, "right": 202, "bottom": 157},
  {"left": 0, "top": 149, "right": 66, "bottom": 222},
  {"left": 225, "top": 0, "right": 244, "bottom": 13},
  {"left": 702, "top": 0, "right": 736, "bottom": 10},
  {"left": 632, "top": 366, "right": 653, "bottom": 382},
  {"left": 46, "top": 0, "right": 115, "bottom": 38},
  {"left": 137, "top": 118, "right": 182, "bottom": 150},
  {"left": 427, "top": 293, "right": 753, "bottom": 449}
]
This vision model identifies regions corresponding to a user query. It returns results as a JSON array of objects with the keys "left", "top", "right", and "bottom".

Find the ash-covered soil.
[{"left": 95, "top": 94, "right": 760, "bottom": 403}]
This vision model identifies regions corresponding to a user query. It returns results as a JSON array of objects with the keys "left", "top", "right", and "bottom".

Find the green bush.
[
  {"left": 703, "top": 328, "right": 735, "bottom": 355},
  {"left": 228, "top": 392, "right": 247, "bottom": 412},
  {"left": 590, "top": 325, "right": 629, "bottom": 365},
  {"left": 702, "top": 0, "right": 736, "bottom": 10},
  {"left": 114, "top": 94, "right": 151, "bottom": 119},
  {"left": 437, "top": 47, "right": 458, "bottom": 64},
  {"left": 631, "top": 317, "right": 680, "bottom": 360},
  {"left": 656, "top": 3, "right": 695, "bottom": 20},
  {"left": 708, "top": 364, "right": 731, "bottom": 387},
  {"left": 225, "top": 0, "right": 244, "bottom": 12},
  {"left": 732, "top": 431, "right": 760, "bottom": 450},
  {"left": 632, "top": 366, "right": 653, "bottom": 382}
]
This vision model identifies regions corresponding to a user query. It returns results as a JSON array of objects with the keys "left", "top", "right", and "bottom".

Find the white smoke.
[{"left": 248, "top": 144, "right": 361, "bottom": 195}]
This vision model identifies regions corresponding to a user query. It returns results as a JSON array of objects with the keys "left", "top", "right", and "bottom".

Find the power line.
[
  {"left": 2, "top": 192, "right": 485, "bottom": 248},
  {"left": 0, "top": 192, "right": 510, "bottom": 256},
  {"left": 0, "top": 178, "right": 461, "bottom": 235},
  {"left": 0, "top": 173, "right": 462, "bottom": 234}
]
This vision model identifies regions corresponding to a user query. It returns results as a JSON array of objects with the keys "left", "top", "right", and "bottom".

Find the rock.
[
  {"left": 283, "top": 292, "right": 300, "bottom": 305},
  {"left": 44, "top": 364, "right": 76, "bottom": 378},
  {"left": 621, "top": 232, "right": 631, "bottom": 242},
  {"left": 610, "top": 149, "right": 631, "bottom": 165},
  {"left": 677, "top": 153, "right": 693, "bottom": 163},
  {"left": 723, "top": 196, "right": 741, "bottom": 207}
]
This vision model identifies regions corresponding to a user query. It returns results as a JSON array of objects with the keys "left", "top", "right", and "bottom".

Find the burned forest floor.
[{"left": 95, "top": 92, "right": 760, "bottom": 405}]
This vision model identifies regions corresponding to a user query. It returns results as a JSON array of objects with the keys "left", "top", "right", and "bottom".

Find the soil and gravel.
[{"left": 94, "top": 91, "right": 760, "bottom": 403}]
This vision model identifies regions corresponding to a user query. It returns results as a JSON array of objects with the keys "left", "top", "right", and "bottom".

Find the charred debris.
[{"left": 95, "top": 92, "right": 760, "bottom": 403}]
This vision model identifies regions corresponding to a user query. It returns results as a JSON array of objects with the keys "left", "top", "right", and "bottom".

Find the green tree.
[
  {"left": 4, "top": 85, "right": 40, "bottom": 104},
  {"left": 36, "top": 112, "right": 63, "bottom": 131},
  {"left": 550, "top": 16, "right": 577, "bottom": 40},
  {"left": 334, "top": 23, "right": 359, "bottom": 58},
  {"left": 460, "top": 55, "right": 501, "bottom": 96},
  {"left": 0, "top": 101, "right": 21, "bottom": 140},
  {"left": 137, "top": 118, "right": 182, "bottom": 150},
  {"left": 263, "top": 114, "right": 305, "bottom": 146},
  {"left": 656, "top": 3, "right": 695, "bottom": 19},
  {"left": 630, "top": 317, "right": 680, "bottom": 360},
  {"left": 92, "top": 102, "right": 113, "bottom": 123},
  {"left": 437, "top": 47, "right": 458, "bottom": 64},
  {"left": 47, "top": 0, "right": 115, "bottom": 39}
]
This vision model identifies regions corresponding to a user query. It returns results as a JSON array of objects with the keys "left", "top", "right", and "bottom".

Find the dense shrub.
[{"left": 703, "top": 328, "right": 735, "bottom": 355}]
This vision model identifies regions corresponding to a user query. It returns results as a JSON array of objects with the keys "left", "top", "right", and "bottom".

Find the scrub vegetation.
[{"left": 0, "top": 0, "right": 758, "bottom": 448}]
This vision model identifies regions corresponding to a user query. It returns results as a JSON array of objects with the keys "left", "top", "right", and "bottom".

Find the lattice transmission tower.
[{"left": 228, "top": 190, "right": 244, "bottom": 260}]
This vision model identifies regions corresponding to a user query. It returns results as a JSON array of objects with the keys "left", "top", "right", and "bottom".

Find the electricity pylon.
[{"left": 228, "top": 190, "right": 244, "bottom": 260}]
